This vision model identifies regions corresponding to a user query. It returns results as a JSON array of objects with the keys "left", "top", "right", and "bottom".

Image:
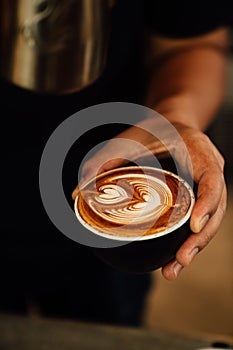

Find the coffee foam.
[{"left": 75, "top": 167, "right": 194, "bottom": 239}]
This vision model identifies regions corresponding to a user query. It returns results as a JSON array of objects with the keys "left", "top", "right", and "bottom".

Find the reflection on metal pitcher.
[
  {"left": 21, "top": 0, "right": 76, "bottom": 52},
  {"left": 0, "top": 0, "right": 112, "bottom": 93}
]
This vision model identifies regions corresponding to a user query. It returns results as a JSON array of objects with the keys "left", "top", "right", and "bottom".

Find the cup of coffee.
[{"left": 74, "top": 165, "right": 195, "bottom": 273}]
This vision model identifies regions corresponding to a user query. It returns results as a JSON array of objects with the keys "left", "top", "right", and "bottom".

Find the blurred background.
[{"left": 143, "top": 29, "right": 233, "bottom": 340}]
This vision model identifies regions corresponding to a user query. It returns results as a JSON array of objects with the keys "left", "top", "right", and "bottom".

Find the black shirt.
[{"left": 145, "top": 0, "right": 233, "bottom": 38}]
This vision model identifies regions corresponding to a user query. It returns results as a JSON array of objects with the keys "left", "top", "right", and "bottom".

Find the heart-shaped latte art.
[{"left": 76, "top": 167, "right": 193, "bottom": 238}]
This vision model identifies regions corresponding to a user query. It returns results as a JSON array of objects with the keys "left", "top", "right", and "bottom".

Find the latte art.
[
  {"left": 76, "top": 167, "right": 193, "bottom": 238},
  {"left": 89, "top": 175, "right": 172, "bottom": 226}
]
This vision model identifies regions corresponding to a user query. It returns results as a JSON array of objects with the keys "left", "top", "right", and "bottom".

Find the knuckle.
[
  {"left": 198, "top": 133, "right": 225, "bottom": 171},
  {"left": 216, "top": 171, "right": 226, "bottom": 189},
  {"left": 82, "top": 160, "right": 91, "bottom": 172},
  {"left": 219, "top": 198, "right": 227, "bottom": 218},
  {"left": 199, "top": 132, "right": 211, "bottom": 145},
  {"left": 199, "top": 231, "right": 214, "bottom": 250},
  {"left": 218, "top": 153, "right": 225, "bottom": 169},
  {"left": 207, "top": 166, "right": 225, "bottom": 190}
]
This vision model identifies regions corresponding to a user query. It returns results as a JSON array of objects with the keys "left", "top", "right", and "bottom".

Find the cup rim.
[{"left": 74, "top": 166, "right": 195, "bottom": 242}]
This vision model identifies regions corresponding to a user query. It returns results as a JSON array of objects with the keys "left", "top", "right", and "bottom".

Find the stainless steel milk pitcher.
[{"left": 0, "top": 0, "right": 112, "bottom": 94}]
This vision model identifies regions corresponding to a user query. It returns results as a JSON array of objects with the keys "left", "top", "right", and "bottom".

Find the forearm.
[{"left": 144, "top": 29, "right": 229, "bottom": 130}]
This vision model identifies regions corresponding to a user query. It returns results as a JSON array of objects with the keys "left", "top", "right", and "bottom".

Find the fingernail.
[
  {"left": 189, "top": 247, "right": 199, "bottom": 263},
  {"left": 199, "top": 214, "right": 210, "bottom": 232},
  {"left": 173, "top": 262, "right": 183, "bottom": 278}
]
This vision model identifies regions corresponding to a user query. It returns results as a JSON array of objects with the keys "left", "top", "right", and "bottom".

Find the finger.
[
  {"left": 176, "top": 184, "right": 227, "bottom": 265},
  {"left": 161, "top": 259, "right": 184, "bottom": 281},
  {"left": 190, "top": 165, "right": 225, "bottom": 233},
  {"left": 83, "top": 158, "right": 128, "bottom": 181},
  {"left": 206, "top": 135, "right": 225, "bottom": 171},
  {"left": 161, "top": 185, "right": 227, "bottom": 279},
  {"left": 71, "top": 133, "right": 163, "bottom": 200},
  {"left": 71, "top": 157, "right": 128, "bottom": 200}
]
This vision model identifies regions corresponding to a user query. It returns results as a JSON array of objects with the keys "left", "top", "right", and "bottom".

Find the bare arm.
[{"left": 144, "top": 28, "right": 229, "bottom": 129}]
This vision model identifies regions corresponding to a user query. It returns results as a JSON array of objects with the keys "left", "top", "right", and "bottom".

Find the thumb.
[{"left": 71, "top": 157, "right": 129, "bottom": 200}]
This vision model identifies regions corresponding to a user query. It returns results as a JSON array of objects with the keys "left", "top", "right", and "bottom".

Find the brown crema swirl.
[{"left": 76, "top": 167, "right": 193, "bottom": 237}]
